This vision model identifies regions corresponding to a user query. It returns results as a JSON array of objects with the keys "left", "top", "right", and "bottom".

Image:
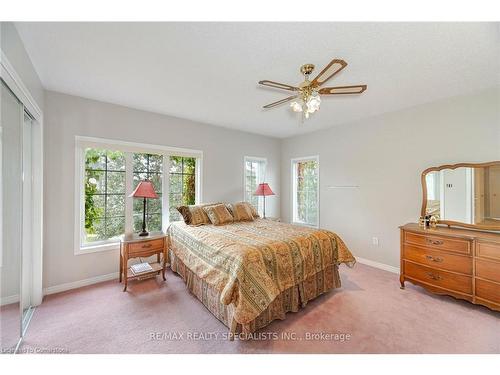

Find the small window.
[
  {"left": 244, "top": 157, "right": 267, "bottom": 214},
  {"left": 84, "top": 148, "right": 126, "bottom": 244},
  {"left": 168, "top": 156, "right": 197, "bottom": 221},
  {"left": 292, "top": 156, "right": 319, "bottom": 227}
]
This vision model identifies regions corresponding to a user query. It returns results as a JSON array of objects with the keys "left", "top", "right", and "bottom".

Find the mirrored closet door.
[{"left": 0, "top": 79, "right": 35, "bottom": 353}]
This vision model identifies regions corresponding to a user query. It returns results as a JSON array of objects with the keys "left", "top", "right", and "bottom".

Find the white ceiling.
[{"left": 15, "top": 22, "right": 500, "bottom": 138}]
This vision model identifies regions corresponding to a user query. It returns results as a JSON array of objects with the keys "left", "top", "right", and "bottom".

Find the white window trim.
[
  {"left": 74, "top": 136, "right": 203, "bottom": 255},
  {"left": 243, "top": 156, "right": 267, "bottom": 215},
  {"left": 291, "top": 155, "right": 320, "bottom": 228}
]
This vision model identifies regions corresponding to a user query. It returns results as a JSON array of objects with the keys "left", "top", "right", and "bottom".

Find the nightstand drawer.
[
  {"left": 404, "top": 245, "right": 472, "bottom": 275},
  {"left": 404, "top": 232, "right": 471, "bottom": 255},
  {"left": 128, "top": 238, "right": 164, "bottom": 256}
]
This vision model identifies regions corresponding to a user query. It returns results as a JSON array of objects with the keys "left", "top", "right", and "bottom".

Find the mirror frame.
[{"left": 421, "top": 161, "right": 500, "bottom": 231}]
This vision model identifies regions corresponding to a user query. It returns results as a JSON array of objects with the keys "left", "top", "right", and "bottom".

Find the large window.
[
  {"left": 244, "top": 156, "right": 267, "bottom": 214},
  {"left": 76, "top": 137, "right": 202, "bottom": 253},
  {"left": 292, "top": 156, "right": 319, "bottom": 227}
]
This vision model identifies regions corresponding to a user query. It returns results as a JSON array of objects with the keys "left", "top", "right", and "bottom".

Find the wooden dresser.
[{"left": 400, "top": 223, "right": 500, "bottom": 312}]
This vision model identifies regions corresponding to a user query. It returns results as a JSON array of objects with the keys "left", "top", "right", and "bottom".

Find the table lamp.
[
  {"left": 254, "top": 183, "right": 275, "bottom": 219},
  {"left": 129, "top": 180, "right": 159, "bottom": 236}
]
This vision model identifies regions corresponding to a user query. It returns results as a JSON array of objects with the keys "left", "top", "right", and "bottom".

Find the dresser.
[{"left": 400, "top": 223, "right": 500, "bottom": 312}]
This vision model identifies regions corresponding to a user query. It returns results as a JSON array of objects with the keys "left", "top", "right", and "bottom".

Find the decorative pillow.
[
  {"left": 177, "top": 203, "right": 220, "bottom": 226},
  {"left": 203, "top": 204, "right": 234, "bottom": 226},
  {"left": 229, "top": 201, "right": 260, "bottom": 219},
  {"left": 226, "top": 202, "right": 254, "bottom": 222}
]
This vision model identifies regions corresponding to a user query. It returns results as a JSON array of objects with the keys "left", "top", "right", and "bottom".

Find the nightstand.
[{"left": 119, "top": 233, "right": 168, "bottom": 292}]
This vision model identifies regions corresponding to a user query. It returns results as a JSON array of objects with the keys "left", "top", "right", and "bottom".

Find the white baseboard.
[
  {"left": 43, "top": 272, "right": 119, "bottom": 296},
  {"left": 356, "top": 256, "right": 400, "bottom": 274},
  {"left": 1, "top": 294, "right": 20, "bottom": 306}
]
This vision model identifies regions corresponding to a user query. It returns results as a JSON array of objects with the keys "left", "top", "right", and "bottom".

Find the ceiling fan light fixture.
[
  {"left": 290, "top": 100, "right": 303, "bottom": 112},
  {"left": 259, "top": 58, "right": 367, "bottom": 122},
  {"left": 306, "top": 91, "right": 321, "bottom": 113}
]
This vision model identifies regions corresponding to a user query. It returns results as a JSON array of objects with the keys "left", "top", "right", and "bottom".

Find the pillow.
[
  {"left": 226, "top": 202, "right": 254, "bottom": 222},
  {"left": 177, "top": 203, "right": 220, "bottom": 226},
  {"left": 203, "top": 204, "right": 234, "bottom": 226},
  {"left": 229, "top": 201, "right": 260, "bottom": 219}
]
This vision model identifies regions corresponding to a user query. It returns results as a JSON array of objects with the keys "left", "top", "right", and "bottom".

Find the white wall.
[
  {"left": 43, "top": 91, "right": 281, "bottom": 289},
  {"left": 1, "top": 22, "right": 44, "bottom": 109},
  {"left": 281, "top": 86, "right": 500, "bottom": 269}
]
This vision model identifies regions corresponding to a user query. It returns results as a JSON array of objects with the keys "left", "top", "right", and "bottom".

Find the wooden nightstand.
[{"left": 120, "top": 233, "right": 168, "bottom": 292}]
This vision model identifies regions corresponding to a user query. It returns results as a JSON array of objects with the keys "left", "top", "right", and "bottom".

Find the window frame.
[
  {"left": 291, "top": 155, "right": 320, "bottom": 228},
  {"left": 74, "top": 136, "right": 203, "bottom": 255},
  {"left": 243, "top": 156, "right": 267, "bottom": 215}
]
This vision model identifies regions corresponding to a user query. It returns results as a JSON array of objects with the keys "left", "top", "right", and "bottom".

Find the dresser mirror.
[{"left": 421, "top": 161, "right": 500, "bottom": 231}]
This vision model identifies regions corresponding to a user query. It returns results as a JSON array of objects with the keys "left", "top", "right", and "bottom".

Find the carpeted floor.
[{"left": 19, "top": 263, "right": 500, "bottom": 354}]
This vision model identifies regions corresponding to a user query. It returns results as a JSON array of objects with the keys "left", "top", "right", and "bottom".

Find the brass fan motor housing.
[{"left": 300, "top": 64, "right": 315, "bottom": 76}]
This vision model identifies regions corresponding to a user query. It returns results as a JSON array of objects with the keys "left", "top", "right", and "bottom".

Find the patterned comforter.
[{"left": 167, "top": 219, "right": 355, "bottom": 324}]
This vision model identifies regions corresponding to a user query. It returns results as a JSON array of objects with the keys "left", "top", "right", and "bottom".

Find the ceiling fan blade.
[
  {"left": 319, "top": 85, "right": 367, "bottom": 95},
  {"left": 259, "top": 80, "right": 299, "bottom": 91},
  {"left": 263, "top": 95, "right": 298, "bottom": 109},
  {"left": 311, "top": 59, "right": 347, "bottom": 87}
]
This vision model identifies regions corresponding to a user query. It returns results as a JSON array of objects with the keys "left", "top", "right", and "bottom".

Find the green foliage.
[
  {"left": 296, "top": 160, "right": 318, "bottom": 224},
  {"left": 169, "top": 156, "right": 196, "bottom": 221},
  {"left": 84, "top": 148, "right": 125, "bottom": 242},
  {"left": 84, "top": 149, "right": 198, "bottom": 239}
]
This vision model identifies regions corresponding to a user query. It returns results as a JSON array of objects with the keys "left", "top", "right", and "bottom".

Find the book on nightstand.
[{"left": 130, "top": 262, "right": 153, "bottom": 275}]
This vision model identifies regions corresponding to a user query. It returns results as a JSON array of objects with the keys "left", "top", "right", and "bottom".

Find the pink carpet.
[{"left": 19, "top": 263, "right": 500, "bottom": 353}]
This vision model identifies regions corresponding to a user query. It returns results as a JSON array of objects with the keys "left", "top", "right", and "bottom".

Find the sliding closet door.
[
  {"left": 21, "top": 113, "right": 33, "bottom": 327},
  {"left": 0, "top": 80, "right": 23, "bottom": 352}
]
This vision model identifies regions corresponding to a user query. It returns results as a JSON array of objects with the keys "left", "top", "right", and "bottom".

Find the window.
[
  {"left": 132, "top": 153, "right": 163, "bottom": 232},
  {"left": 168, "top": 156, "right": 196, "bottom": 221},
  {"left": 84, "top": 148, "right": 126, "bottom": 244},
  {"left": 292, "top": 156, "right": 319, "bottom": 227},
  {"left": 76, "top": 137, "right": 202, "bottom": 254},
  {"left": 244, "top": 156, "right": 267, "bottom": 214}
]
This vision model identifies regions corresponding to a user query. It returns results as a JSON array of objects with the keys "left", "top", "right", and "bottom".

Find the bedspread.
[{"left": 167, "top": 219, "right": 355, "bottom": 324}]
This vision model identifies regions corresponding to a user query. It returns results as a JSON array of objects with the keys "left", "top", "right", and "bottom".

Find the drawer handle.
[
  {"left": 426, "top": 239, "right": 444, "bottom": 246},
  {"left": 426, "top": 272, "right": 442, "bottom": 281},
  {"left": 425, "top": 255, "right": 444, "bottom": 263},
  {"left": 142, "top": 244, "right": 153, "bottom": 249}
]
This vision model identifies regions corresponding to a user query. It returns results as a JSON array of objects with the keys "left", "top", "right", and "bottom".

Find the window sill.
[{"left": 75, "top": 242, "right": 120, "bottom": 255}]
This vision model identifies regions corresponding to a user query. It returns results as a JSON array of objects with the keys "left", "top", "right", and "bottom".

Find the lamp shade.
[
  {"left": 254, "top": 183, "right": 275, "bottom": 196},
  {"left": 129, "top": 180, "right": 159, "bottom": 199}
]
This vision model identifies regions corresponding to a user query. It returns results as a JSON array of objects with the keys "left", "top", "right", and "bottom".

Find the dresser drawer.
[
  {"left": 475, "top": 259, "right": 500, "bottom": 284},
  {"left": 128, "top": 238, "right": 164, "bottom": 256},
  {"left": 404, "top": 245, "right": 472, "bottom": 275},
  {"left": 404, "top": 261, "right": 472, "bottom": 294},
  {"left": 476, "top": 241, "right": 500, "bottom": 262},
  {"left": 404, "top": 232, "right": 471, "bottom": 255},
  {"left": 475, "top": 279, "right": 500, "bottom": 304}
]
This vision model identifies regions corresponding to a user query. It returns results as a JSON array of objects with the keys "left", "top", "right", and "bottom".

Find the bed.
[{"left": 167, "top": 218, "right": 355, "bottom": 338}]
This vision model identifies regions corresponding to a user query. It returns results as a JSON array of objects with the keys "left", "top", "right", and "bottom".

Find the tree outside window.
[
  {"left": 132, "top": 153, "right": 163, "bottom": 232},
  {"left": 84, "top": 148, "right": 125, "bottom": 243},
  {"left": 169, "top": 156, "right": 196, "bottom": 221}
]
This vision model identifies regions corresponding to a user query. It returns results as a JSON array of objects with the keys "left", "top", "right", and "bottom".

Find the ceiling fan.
[{"left": 258, "top": 58, "right": 367, "bottom": 119}]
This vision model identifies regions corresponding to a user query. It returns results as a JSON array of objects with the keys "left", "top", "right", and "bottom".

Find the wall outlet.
[{"left": 372, "top": 237, "right": 379, "bottom": 246}]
